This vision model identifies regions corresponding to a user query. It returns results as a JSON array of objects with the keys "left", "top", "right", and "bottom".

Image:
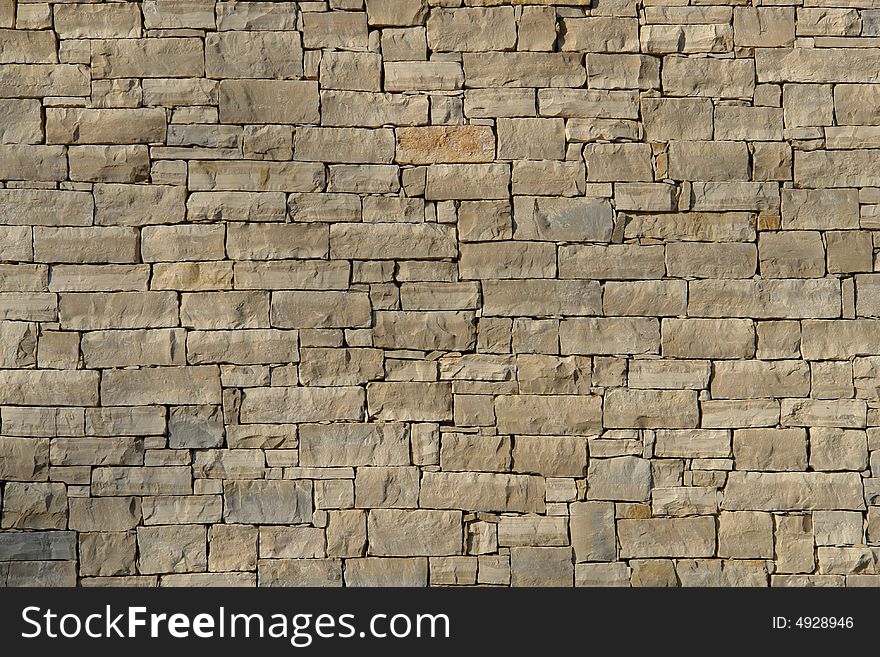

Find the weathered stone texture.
[{"left": 0, "top": 0, "right": 875, "bottom": 590}]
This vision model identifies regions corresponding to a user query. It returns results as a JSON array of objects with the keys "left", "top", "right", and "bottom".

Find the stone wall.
[{"left": 0, "top": 0, "right": 877, "bottom": 587}]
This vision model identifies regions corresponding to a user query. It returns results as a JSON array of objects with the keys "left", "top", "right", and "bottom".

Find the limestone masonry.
[{"left": 2, "top": 0, "right": 880, "bottom": 588}]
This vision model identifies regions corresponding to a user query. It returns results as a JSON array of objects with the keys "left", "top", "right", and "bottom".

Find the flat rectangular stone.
[
  {"left": 483, "top": 280, "right": 601, "bottom": 317},
  {"left": 618, "top": 518, "right": 716, "bottom": 558},
  {"left": 300, "top": 423, "right": 409, "bottom": 467},
  {"left": 368, "top": 509, "right": 462, "bottom": 557},
  {"left": 513, "top": 196, "right": 613, "bottom": 242},
  {"left": 420, "top": 472, "right": 544, "bottom": 513},
  {"left": 688, "top": 279, "right": 840, "bottom": 318},
  {"left": 604, "top": 389, "right": 700, "bottom": 429},
  {"left": 92, "top": 38, "right": 204, "bottom": 78},
  {"left": 373, "top": 311, "right": 476, "bottom": 351},
  {"left": 219, "top": 80, "right": 318, "bottom": 124},
  {"left": 464, "top": 53, "right": 585, "bottom": 88},
  {"left": 240, "top": 386, "right": 364, "bottom": 423},
  {"left": 495, "top": 394, "right": 602, "bottom": 435},
  {"left": 100, "top": 366, "right": 221, "bottom": 406},
  {"left": 0, "top": 64, "right": 89, "bottom": 98},
  {"left": 206, "top": 31, "right": 302, "bottom": 78},
  {"left": 722, "top": 472, "right": 865, "bottom": 511},
  {"left": 0, "top": 531, "right": 75, "bottom": 561},
  {"left": 189, "top": 160, "right": 325, "bottom": 192},
  {"left": 757, "top": 47, "right": 880, "bottom": 83},
  {"left": 330, "top": 223, "right": 457, "bottom": 259},
  {"left": 0, "top": 370, "right": 98, "bottom": 406},
  {"left": 560, "top": 317, "right": 660, "bottom": 355},
  {"left": 92, "top": 466, "right": 192, "bottom": 496},
  {"left": 795, "top": 150, "right": 880, "bottom": 187}
]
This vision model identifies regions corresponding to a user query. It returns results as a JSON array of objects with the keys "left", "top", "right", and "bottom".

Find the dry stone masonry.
[{"left": 1, "top": 0, "right": 880, "bottom": 588}]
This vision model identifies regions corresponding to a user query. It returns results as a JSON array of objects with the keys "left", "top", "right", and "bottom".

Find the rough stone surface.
[{"left": 0, "top": 1, "right": 875, "bottom": 589}]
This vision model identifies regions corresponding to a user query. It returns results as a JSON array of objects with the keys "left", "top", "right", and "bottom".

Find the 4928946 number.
[{"left": 795, "top": 617, "right": 854, "bottom": 629}]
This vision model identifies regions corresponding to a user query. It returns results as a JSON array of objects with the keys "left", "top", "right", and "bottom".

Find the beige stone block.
[
  {"left": 584, "top": 143, "right": 653, "bottom": 182},
  {"left": 92, "top": 466, "right": 191, "bottom": 497},
  {"left": 497, "top": 118, "right": 565, "bottom": 160},
  {"left": 209, "top": 524, "right": 257, "bottom": 572},
  {"left": 712, "top": 360, "right": 810, "bottom": 399},
  {"left": 641, "top": 97, "right": 713, "bottom": 141},
  {"left": 641, "top": 24, "right": 732, "bottom": 54},
  {"left": 101, "top": 366, "right": 221, "bottom": 406},
  {"left": 240, "top": 386, "right": 364, "bottom": 424},
  {"left": 513, "top": 196, "right": 613, "bottom": 242},
  {"left": 396, "top": 126, "right": 495, "bottom": 164},
  {"left": 733, "top": 429, "right": 808, "bottom": 472},
  {"left": 54, "top": 3, "right": 142, "bottom": 38},
  {"left": 561, "top": 317, "right": 659, "bottom": 356},
  {"left": 1, "top": 482, "right": 67, "bottom": 529},
  {"left": 559, "top": 244, "right": 664, "bottom": 280},
  {"left": 206, "top": 31, "right": 302, "bottom": 78},
  {"left": 322, "top": 90, "right": 428, "bottom": 127},
  {"left": 802, "top": 320, "right": 880, "bottom": 360},
  {"left": 440, "top": 433, "right": 511, "bottom": 472},
  {"left": 461, "top": 241, "right": 555, "bottom": 279},
  {"left": 47, "top": 108, "right": 166, "bottom": 145},
  {"left": 587, "top": 456, "right": 652, "bottom": 502},
  {"left": 604, "top": 389, "right": 699, "bottom": 429},
  {"left": 259, "top": 559, "right": 342, "bottom": 587},
  {"left": 734, "top": 8, "right": 795, "bottom": 47},
  {"left": 355, "top": 467, "right": 420, "bottom": 508},
  {"left": 420, "top": 472, "right": 544, "bottom": 513},
  {"left": 326, "top": 510, "right": 366, "bottom": 558},
  {"left": 810, "top": 428, "right": 868, "bottom": 471},
  {"left": 618, "top": 517, "right": 716, "bottom": 558},
  {"left": 299, "top": 423, "right": 409, "bottom": 467},
  {"left": 367, "top": 381, "right": 452, "bottom": 422},
  {"left": 345, "top": 557, "right": 427, "bottom": 586},
  {"left": 662, "top": 56, "right": 755, "bottom": 98},
  {"left": 668, "top": 140, "right": 750, "bottom": 182},
  {"left": 688, "top": 279, "right": 840, "bottom": 319},
  {"left": 224, "top": 480, "right": 312, "bottom": 525},
  {"left": 510, "top": 547, "right": 573, "bottom": 587},
  {"left": 92, "top": 38, "right": 203, "bottom": 78},
  {"left": 219, "top": 79, "right": 318, "bottom": 124},
  {"left": 628, "top": 359, "right": 711, "bottom": 390},
  {"left": 512, "top": 160, "right": 586, "bottom": 197},
  {"left": 587, "top": 54, "right": 659, "bottom": 90},
  {"left": 0, "top": 145, "right": 66, "bottom": 181},
  {"left": 0, "top": 64, "right": 89, "bottom": 98},
  {"left": 759, "top": 231, "right": 826, "bottom": 278},
  {"left": 484, "top": 280, "right": 601, "bottom": 317},
  {"left": 723, "top": 472, "right": 865, "bottom": 511},
  {"left": 367, "top": 509, "right": 461, "bottom": 556},
  {"left": 331, "top": 222, "right": 456, "bottom": 259},
  {"left": 498, "top": 516, "right": 567, "bottom": 547},
  {"left": 0, "top": 99, "right": 41, "bottom": 144},
  {"left": 781, "top": 398, "right": 866, "bottom": 429},
  {"left": 427, "top": 7, "right": 516, "bottom": 52},
  {"left": 463, "top": 53, "right": 585, "bottom": 88},
  {"left": 652, "top": 487, "right": 718, "bottom": 517},
  {"left": 425, "top": 163, "right": 509, "bottom": 200},
  {"left": 366, "top": 0, "right": 427, "bottom": 26},
  {"left": 69, "top": 497, "right": 141, "bottom": 532},
  {"left": 512, "top": 435, "right": 587, "bottom": 477},
  {"left": 603, "top": 280, "right": 687, "bottom": 317},
  {"left": 540, "top": 88, "right": 639, "bottom": 119},
  {"left": 757, "top": 47, "right": 880, "bottom": 84},
  {"left": 385, "top": 61, "right": 462, "bottom": 92},
  {"left": 495, "top": 394, "right": 602, "bottom": 435}
]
